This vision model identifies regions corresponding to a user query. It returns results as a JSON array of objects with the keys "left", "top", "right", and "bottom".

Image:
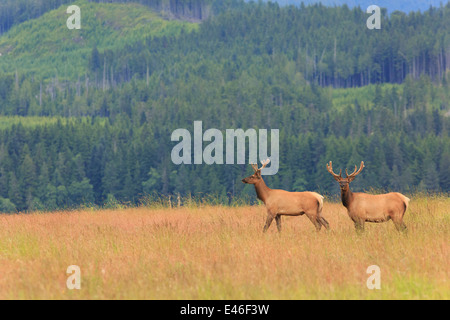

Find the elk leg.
[
  {"left": 263, "top": 215, "right": 275, "bottom": 233},
  {"left": 306, "top": 213, "right": 322, "bottom": 231},
  {"left": 275, "top": 215, "right": 282, "bottom": 232},
  {"left": 393, "top": 221, "right": 408, "bottom": 233},
  {"left": 319, "top": 217, "right": 330, "bottom": 230},
  {"left": 354, "top": 220, "right": 365, "bottom": 233}
]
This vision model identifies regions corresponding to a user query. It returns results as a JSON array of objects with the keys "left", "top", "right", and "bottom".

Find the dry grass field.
[{"left": 0, "top": 195, "right": 448, "bottom": 300}]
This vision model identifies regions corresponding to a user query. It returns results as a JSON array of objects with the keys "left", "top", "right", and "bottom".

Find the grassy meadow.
[{"left": 0, "top": 195, "right": 448, "bottom": 300}]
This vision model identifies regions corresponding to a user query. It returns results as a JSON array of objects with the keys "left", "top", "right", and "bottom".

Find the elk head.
[
  {"left": 241, "top": 159, "right": 271, "bottom": 184},
  {"left": 326, "top": 161, "right": 365, "bottom": 191}
]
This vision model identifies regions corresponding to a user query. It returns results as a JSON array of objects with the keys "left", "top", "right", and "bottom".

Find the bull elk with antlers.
[
  {"left": 242, "top": 159, "right": 329, "bottom": 232},
  {"left": 326, "top": 161, "right": 410, "bottom": 232}
]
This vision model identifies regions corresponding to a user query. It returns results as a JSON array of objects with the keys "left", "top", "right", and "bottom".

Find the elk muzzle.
[{"left": 339, "top": 180, "right": 349, "bottom": 189}]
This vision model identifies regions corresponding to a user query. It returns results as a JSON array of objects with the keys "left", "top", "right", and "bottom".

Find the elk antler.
[
  {"left": 251, "top": 159, "right": 271, "bottom": 172},
  {"left": 346, "top": 161, "right": 365, "bottom": 181},
  {"left": 326, "top": 161, "right": 342, "bottom": 181},
  {"left": 260, "top": 159, "right": 270, "bottom": 170}
]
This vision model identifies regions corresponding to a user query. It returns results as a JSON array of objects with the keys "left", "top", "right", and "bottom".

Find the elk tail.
[
  {"left": 316, "top": 193, "right": 324, "bottom": 216},
  {"left": 395, "top": 193, "right": 410, "bottom": 215},
  {"left": 316, "top": 194, "right": 329, "bottom": 230},
  {"left": 403, "top": 196, "right": 410, "bottom": 213}
]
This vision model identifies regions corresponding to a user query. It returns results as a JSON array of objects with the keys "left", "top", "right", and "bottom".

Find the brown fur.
[
  {"left": 327, "top": 161, "right": 410, "bottom": 232},
  {"left": 242, "top": 161, "right": 329, "bottom": 232}
]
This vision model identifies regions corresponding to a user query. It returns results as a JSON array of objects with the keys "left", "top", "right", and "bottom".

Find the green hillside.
[{"left": 0, "top": 0, "right": 198, "bottom": 80}]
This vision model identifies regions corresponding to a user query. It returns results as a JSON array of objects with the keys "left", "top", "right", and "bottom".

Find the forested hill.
[
  {"left": 1, "top": 0, "right": 450, "bottom": 86},
  {"left": 0, "top": 0, "right": 448, "bottom": 212},
  {"left": 0, "top": 0, "right": 215, "bottom": 35}
]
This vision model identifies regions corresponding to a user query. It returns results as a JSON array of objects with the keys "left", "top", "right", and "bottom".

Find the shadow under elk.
[
  {"left": 326, "top": 161, "right": 410, "bottom": 232},
  {"left": 242, "top": 159, "right": 329, "bottom": 233}
]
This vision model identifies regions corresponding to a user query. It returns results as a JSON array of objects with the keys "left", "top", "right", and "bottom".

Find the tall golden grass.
[{"left": 0, "top": 195, "right": 448, "bottom": 300}]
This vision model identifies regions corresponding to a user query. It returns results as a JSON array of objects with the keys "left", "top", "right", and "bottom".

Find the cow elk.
[
  {"left": 242, "top": 159, "right": 329, "bottom": 233},
  {"left": 326, "top": 161, "right": 410, "bottom": 232}
]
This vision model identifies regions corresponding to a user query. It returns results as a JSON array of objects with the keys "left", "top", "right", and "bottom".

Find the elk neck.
[
  {"left": 340, "top": 185, "right": 353, "bottom": 208},
  {"left": 254, "top": 178, "right": 271, "bottom": 203}
]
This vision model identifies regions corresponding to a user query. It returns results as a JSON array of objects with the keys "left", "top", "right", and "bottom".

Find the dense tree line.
[
  {"left": 269, "top": 0, "right": 445, "bottom": 14},
  {"left": 0, "top": 73, "right": 448, "bottom": 212},
  {"left": 2, "top": 1, "right": 450, "bottom": 86},
  {"left": 0, "top": 1, "right": 448, "bottom": 212},
  {"left": 82, "top": 1, "right": 450, "bottom": 87}
]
